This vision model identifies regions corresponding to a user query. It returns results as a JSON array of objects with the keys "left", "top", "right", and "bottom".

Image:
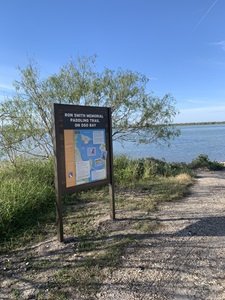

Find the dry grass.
[{"left": 174, "top": 173, "right": 193, "bottom": 185}]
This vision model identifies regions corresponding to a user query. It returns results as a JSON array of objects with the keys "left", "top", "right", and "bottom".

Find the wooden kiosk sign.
[{"left": 54, "top": 103, "right": 115, "bottom": 242}]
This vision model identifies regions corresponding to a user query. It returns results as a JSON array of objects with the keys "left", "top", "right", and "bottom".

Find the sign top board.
[{"left": 63, "top": 106, "right": 109, "bottom": 129}]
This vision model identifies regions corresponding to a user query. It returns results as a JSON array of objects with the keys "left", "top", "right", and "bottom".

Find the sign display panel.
[{"left": 64, "top": 128, "right": 107, "bottom": 187}]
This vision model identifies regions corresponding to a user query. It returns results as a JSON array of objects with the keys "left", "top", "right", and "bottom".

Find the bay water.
[{"left": 113, "top": 124, "right": 225, "bottom": 163}]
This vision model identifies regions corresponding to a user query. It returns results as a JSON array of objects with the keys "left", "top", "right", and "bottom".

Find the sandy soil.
[{"left": 97, "top": 171, "right": 225, "bottom": 299}]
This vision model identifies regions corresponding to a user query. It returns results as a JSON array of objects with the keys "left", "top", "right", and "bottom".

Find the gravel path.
[
  {"left": 97, "top": 171, "right": 225, "bottom": 300},
  {"left": 1, "top": 171, "right": 225, "bottom": 299}
]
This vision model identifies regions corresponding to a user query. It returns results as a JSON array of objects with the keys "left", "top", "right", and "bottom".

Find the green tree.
[{"left": 0, "top": 57, "right": 179, "bottom": 162}]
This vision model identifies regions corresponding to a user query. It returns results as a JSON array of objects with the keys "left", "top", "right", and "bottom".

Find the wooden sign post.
[{"left": 53, "top": 103, "right": 115, "bottom": 242}]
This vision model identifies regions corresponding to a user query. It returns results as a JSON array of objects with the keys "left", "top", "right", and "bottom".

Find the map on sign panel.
[{"left": 74, "top": 129, "right": 107, "bottom": 185}]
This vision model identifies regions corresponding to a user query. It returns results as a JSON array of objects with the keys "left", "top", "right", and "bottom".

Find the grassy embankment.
[{"left": 0, "top": 154, "right": 224, "bottom": 299}]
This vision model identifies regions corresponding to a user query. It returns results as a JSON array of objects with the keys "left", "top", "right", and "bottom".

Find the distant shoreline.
[{"left": 173, "top": 121, "right": 225, "bottom": 126}]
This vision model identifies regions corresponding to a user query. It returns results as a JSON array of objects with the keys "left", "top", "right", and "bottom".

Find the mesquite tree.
[{"left": 0, "top": 57, "right": 179, "bottom": 162}]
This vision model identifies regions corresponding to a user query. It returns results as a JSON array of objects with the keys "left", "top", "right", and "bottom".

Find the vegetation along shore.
[
  {"left": 0, "top": 154, "right": 224, "bottom": 299},
  {"left": 173, "top": 121, "right": 225, "bottom": 126}
]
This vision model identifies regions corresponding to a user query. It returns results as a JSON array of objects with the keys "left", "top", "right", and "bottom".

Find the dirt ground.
[
  {"left": 1, "top": 170, "right": 225, "bottom": 299},
  {"left": 97, "top": 171, "right": 225, "bottom": 300}
]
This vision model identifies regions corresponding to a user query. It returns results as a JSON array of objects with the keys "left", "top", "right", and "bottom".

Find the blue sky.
[{"left": 0, "top": 0, "right": 225, "bottom": 122}]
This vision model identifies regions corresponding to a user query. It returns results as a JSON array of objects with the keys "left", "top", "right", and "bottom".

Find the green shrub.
[{"left": 190, "top": 154, "right": 224, "bottom": 171}]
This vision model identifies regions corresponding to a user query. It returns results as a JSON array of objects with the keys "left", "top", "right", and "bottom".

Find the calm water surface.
[{"left": 113, "top": 125, "right": 225, "bottom": 163}]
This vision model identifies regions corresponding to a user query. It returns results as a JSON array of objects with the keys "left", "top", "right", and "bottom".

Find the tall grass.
[
  {"left": 0, "top": 159, "right": 55, "bottom": 242},
  {"left": 114, "top": 155, "right": 194, "bottom": 186}
]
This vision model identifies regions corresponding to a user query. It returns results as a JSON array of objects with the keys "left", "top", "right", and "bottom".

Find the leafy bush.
[{"left": 190, "top": 154, "right": 224, "bottom": 171}]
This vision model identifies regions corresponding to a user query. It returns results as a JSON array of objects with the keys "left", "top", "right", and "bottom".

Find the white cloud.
[
  {"left": 175, "top": 105, "right": 225, "bottom": 123},
  {"left": 0, "top": 83, "right": 14, "bottom": 91},
  {"left": 0, "top": 83, "right": 15, "bottom": 102},
  {"left": 185, "top": 99, "right": 209, "bottom": 105},
  {"left": 212, "top": 40, "right": 225, "bottom": 51},
  {"left": 181, "top": 105, "right": 225, "bottom": 112},
  {"left": 149, "top": 76, "right": 158, "bottom": 81},
  {"left": 194, "top": 0, "right": 219, "bottom": 30}
]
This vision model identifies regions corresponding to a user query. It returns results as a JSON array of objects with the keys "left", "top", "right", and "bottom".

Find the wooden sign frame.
[{"left": 53, "top": 103, "right": 115, "bottom": 242}]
